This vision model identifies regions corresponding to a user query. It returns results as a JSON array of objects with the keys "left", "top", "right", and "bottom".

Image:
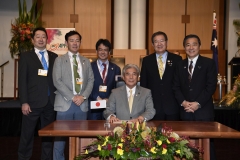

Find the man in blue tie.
[
  {"left": 18, "top": 27, "right": 58, "bottom": 160},
  {"left": 88, "top": 39, "right": 121, "bottom": 120}
]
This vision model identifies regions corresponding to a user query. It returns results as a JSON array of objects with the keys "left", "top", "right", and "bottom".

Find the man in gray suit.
[
  {"left": 103, "top": 64, "right": 155, "bottom": 123},
  {"left": 52, "top": 30, "right": 94, "bottom": 160}
]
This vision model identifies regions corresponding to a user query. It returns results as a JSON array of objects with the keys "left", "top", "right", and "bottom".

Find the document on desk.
[
  {"left": 113, "top": 120, "right": 132, "bottom": 124},
  {"left": 90, "top": 100, "right": 106, "bottom": 109}
]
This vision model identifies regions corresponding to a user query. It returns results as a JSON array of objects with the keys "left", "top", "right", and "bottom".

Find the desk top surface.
[{"left": 39, "top": 120, "right": 240, "bottom": 139}]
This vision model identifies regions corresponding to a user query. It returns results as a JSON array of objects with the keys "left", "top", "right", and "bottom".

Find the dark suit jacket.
[
  {"left": 18, "top": 49, "right": 58, "bottom": 108},
  {"left": 173, "top": 55, "right": 217, "bottom": 120},
  {"left": 140, "top": 52, "right": 182, "bottom": 119},
  {"left": 89, "top": 61, "right": 121, "bottom": 101}
]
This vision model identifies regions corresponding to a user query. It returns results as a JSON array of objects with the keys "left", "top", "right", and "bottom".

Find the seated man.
[{"left": 103, "top": 64, "right": 155, "bottom": 123}]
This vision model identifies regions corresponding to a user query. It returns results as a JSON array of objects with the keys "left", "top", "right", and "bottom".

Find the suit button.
[
  {"left": 130, "top": 117, "right": 132, "bottom": 119},
  {"left": 189, "top": 89, "right": 193, "bottom": 91}
]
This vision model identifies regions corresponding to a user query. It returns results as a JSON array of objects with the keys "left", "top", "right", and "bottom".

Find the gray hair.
[{"left": 122, "top": 64, "right": 140, "bottom": 76}]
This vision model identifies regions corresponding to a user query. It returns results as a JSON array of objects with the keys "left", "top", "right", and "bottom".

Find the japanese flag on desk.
[{"left": 90, "top": 100, "right": 106, "bottom": 109}]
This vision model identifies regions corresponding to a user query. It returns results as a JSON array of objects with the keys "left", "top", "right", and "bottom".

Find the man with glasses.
[
  {"left": 88, "top": 39, "right": 121, "bottom": 120},
  {"left": 140, "top": 31, "right": 182, "bottom": 120}
]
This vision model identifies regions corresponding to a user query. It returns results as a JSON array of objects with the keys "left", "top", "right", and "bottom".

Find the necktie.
[
  {"left": 188, "top": 61, "right": 193, "bottom": 82},
  {"left": 158, "top": 55, "right": 164, "bottom": 79},
  {"left": 39, "top": 51, "right": 48, "bottom": 70},
  {"left": 102, "top": 63, "right": 106, "bottom": 84},
  {"left": 73, "top": 54, "right": 81, "bottom": 93},
  {"left": 39, "top": 51, "right": 50, "bottom": 96},
  {"left": 128, "top": 89, "right": 133, "bottom": 113}
]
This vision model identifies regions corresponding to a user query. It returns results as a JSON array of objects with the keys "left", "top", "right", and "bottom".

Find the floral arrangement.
[
  {"left": 9, "top": 0, "right": 43, "bottom": 58},
  {"left": 233, "top": 3, "right": 240, "bottom": 47},
  {"left": 219, "top": 74, "right": 240, "bottom": 108},
  {"left": 75, "top": 122, "right": 201, "bottom": 160}
]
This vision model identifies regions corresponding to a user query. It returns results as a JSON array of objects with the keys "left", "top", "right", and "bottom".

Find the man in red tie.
[{"left": 88, "top": 39, "right": 121, "bottom": 120}]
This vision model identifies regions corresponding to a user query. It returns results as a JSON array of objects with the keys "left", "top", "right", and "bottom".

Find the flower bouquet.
[
  {"left": 219, "top": 74, "right": 240, "bottom": 108},
  {"left": 75, "top": 121, "right": 201, "bottom": 160},
  {"left": 9, "top": 0, "right": 43, "bottom": 58}
]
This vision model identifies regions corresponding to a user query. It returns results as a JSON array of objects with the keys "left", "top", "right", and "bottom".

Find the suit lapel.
[
  {"left": 79, "top": 54, "right": 86, "bottom": 79},
  {"left": 150, "top": 53, "right": 160, "bottom": 77},
  {"left": 191, "top": 55, "right": 203, "bottom": 84},
  {"left": 29, "top": 50, "right": 43, "bottom": 69},
  {"left": 120, "top": 85, "right": 130, "bottom": 113},
  {"left": 163, "top": 52, "right": 173, "bottom": 78},
  {"left": 183, "top": 59, "right": 189, "bottom": 82},
  {"left": 106, "top": 62, "right": 114, "bottom": 85},
  {"left": 62, "top": 53, "right": 72, "bottom": 79},
  {"left": 131, "top": 86, "right": 141, "bottom": 114},
  {"left": 47, "top": 51, "right": 54, "bottom": 69}
]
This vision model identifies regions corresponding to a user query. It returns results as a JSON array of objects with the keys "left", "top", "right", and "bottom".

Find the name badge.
[
  {"left": 38, "top": 69, "right": 48, "bottom": 76},
  {"left": 99, "top": 85, "right": 107, "bottom": 92},
  {"left": 76, "top": 78, "right": 83, "bottom": 84}
]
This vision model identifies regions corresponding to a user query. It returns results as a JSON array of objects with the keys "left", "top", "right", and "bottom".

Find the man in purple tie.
[{"left": 88, "top": 39, "right": 121, "bottom": 120}]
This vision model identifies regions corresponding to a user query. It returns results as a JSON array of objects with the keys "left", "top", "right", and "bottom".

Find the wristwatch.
[
  {"left": 143, "top": 117, "right": 147, "bottom": 122},
  {"left": 82, "top": 96, "right": 87, "bottom": 100},
  {"left": 196, "top": 102, "right": 201, "bottom": 108}
]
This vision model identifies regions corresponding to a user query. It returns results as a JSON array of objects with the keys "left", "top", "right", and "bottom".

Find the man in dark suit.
[
  {"left": 18, "top": 27, "right": 58, "bottom": 160},
  {"left": 173, "top": 34, "right": 217, "bottom": 121},
  {"left": 140, "top": 31, "right": 182, "bottom": 120},
  {"left": 173, "top": 34, "right": 217, "bottom": 160},
  {"left": 88, "top": 39, "right": 121, "bottom": 120},
  {"left": 103, "top": 64, "right": 155, "bottom": 123}
]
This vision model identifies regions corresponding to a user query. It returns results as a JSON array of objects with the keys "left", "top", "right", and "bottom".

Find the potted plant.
[{"left": 9, "top": 0, "right": 43, "bottom": 58}]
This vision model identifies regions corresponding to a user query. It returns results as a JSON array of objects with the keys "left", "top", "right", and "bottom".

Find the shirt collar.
[
  {"left": 68, "top": 51, "right": 79, "bottom": 58},
  {"left": 156, "top": 51, "right": 168, "bottom": 60},
  {"left": 188, "top": 55, "right": 199, "bottom": 65},
  {"left": 35, "top": 48, "right": 46, "bottom": 55},
  {"left": 97, "top": 59, "right": 109, "bottom": 66},
  {"left": 126, "top": 85, "right": 136, "bottom": 95}
]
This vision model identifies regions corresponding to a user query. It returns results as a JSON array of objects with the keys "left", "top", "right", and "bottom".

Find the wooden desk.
[{"left": 39, "top": 120, "right": 240, "bottom": 160}]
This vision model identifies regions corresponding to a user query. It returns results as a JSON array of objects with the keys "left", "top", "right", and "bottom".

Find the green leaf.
[
  {"left": 29, "top": 0, "right": 37, "bottom": 21},
  {"left": 18, "top": 0, "right": 22, "bottom": 22},
  {"left": 22, "top": 0, "right": 27, "bottom": 23}
]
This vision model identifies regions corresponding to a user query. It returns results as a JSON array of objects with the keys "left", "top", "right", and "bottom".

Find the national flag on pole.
[
  {"left": 211, "top": 11, "right": 219, "bottom": 73},
  {"left": 90, "top": 100, "right": 106, "bottom": 109}
]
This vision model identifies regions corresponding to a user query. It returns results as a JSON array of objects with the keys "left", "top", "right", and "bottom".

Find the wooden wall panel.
[
  {"left": 149, "top": 0, "right": 186, "bottom": 54},
  {"left": 186, "top": 0, "right": 219, "bottom": 49},
  {"left": 75, "top": 0, "right": 111, "bottom": 50},
  {"left": 41, "top": 0, "right": 74, "bottom": 28}
]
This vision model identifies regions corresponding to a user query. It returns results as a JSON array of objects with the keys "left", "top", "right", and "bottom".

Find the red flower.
[
  {"left": 107, "top": 144, "right": 112, "bottom": 150},
  {"left": 20, "top": 37, "right": 25, "bottom": 41},
  {"left": 162, "top": 144, "right": 167, "bottom": 149},
  {"left": 168, "top": 137, "right": 175, "bottom": 143}
]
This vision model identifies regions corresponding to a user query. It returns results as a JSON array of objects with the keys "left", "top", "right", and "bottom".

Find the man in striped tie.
[{"left": 140, "top": 31, "right": 182, "bottom": 121}]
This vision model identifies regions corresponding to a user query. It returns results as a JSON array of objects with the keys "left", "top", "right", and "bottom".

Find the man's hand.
[
  {"left": 183, "top": 101, "right": 199, "bottom": 113},
  {"left": 21, "top": 103, "right": 32, "bottom": 115},
  {"left": 109, "top": 115, "right": 120, "bottom": 123},
  {"left": 130, "top": 116, "right": 145, "bottom": 123},
  {"left": 72, "top": 95, "right": 85, "bottom": 106}
]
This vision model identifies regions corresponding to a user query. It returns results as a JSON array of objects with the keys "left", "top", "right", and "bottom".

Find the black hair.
[
  {"left": 95, "top": 39, "right": 112, "bottom": 51},
  {"left": 151, "top": 31, "right": 168, "bottom": 43},
  {"left": 183, "top": 34, "right": 201, "bottom": 47},
  {"left": 65, "top": 30, "right": 82, "bottom": 41},
  {"left": 32, "top": 27, "right": 48, "bottom": 39}
]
